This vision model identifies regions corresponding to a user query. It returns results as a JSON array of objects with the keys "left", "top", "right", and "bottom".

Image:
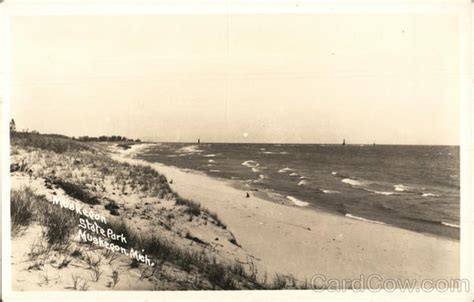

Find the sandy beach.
[{"left": 114, "top": 144, "right": 460, "bottom": 283}]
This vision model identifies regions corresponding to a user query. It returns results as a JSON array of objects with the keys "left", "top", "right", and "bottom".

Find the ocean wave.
[
  {"left": 394, "top": 184, "right": 414, "bottom": 192},
  {"left": 203, "top": 154, "right": 217, "bottom": 157},
  {"left": 259, "top": 174, "right": 269, "bottom": 179},
  {"left": 286, "top": 196, "right": 309, "bottom": 207},
  {"left": 331, "top": 171, "right": 337, "bottom": 175},
  {"left": 345, "top": 214, "right": 386, "bottom": 225},
  {"left": 297, "top": 180, "right": 309, "bottom": 186},
  {"left": 208, "top": 159, "right": 216, "bottom": 163},
  {"left": 241, "top": 160, "right": 260, "bottom": 168},
  {"left": 441, "top": 221, "right": 460, "bottom": 228},
  {"left": 341, "top": 178, "right": 366, "bottom": 186},
  {"left": 322, "top": 189, "right": 340, "bottom": 194},
  {"left": 177, "top": 145, "right": 203, "bottom": 154},
  {"left": 290, "top": 172, "right": 299, "bottom": 177},
  {"left": 260, "top": 151, "right": 288, "bottom": 155},
  {"left": 252, "top": 167, "right": 261, "bottom": 173},
  {"left": 363, "top": 188, "right": 397, "bottom": 196},
  {"left": 421, "top": 192, "right": 440, "bottom": 197},
  {"left": 278, "top": 167, "right": 293, "bottom": 173},
  {"left": 209, "top": 169, "right": 221, "bottom": 173}
]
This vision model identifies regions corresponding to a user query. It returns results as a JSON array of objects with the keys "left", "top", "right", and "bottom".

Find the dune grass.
[
  {"left": 11, "top": 187, "right": 36, "bottom": 235},
  {"left": 11, "top": 187, "right": 79, "bottom": 248},
  {"left": 11, "top": 132, "right": 92, "bottom": 154},
  {"left": 105, "top": 219, "right": 265, "bottom": 290}
]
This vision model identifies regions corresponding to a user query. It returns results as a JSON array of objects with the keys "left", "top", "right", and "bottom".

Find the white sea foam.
[
  {"left": 364, "top": 189, "right": 396, "bottom": 196},
  {"left": 209, "top": 169, "right": 221, "bottom": 173},
  {"left": 341, "top": 178, "right": 364, "bottom": 186},
  {"left": 203, "top": 154, "right": 217, "bottom": 157},
  {"left": 286, "top": 196, "right": 309, "bottom": 207},
  {"left": 259, "top": 174, "right": 269, "bottom": 179},
  {"left": 441, "top": 221, "right": 460, "bottom": 228},
  {"left": 241, "top": 160, "right": 259, "bottom": 168},
  {"left": 322, "top": 189, "right": 340, "bottom": 194},
  {"left": 260, "top": 150, "right": 287, "bottom": 155},
  {"left": 331, "top": 171, "right": 337, "bottom": 175},
  {"left": 421, "top": 193, "right": 440, "bottom": 197},
  {"left": 290, "top": 172, "right": 299, "bottom": 177},
  {"left": 252, "top": 167, "right": 261, "bottom": 173},
  {"left": 345, "top": 214, "right": 386, "bottom": 225},
  {"left": 177, "top": 145, "right": 203, "bottom": 154},
  {"left": 297, "top": 180, "right": 309, "bottom": 186},
  {"left": 394, "top": 184, "right": 413, "bottom": 192},
  {"left": 208, "top": 159, "right": 215, "bottom": 163},
  {"left": 278, "top": 167, "right": 293, "bottom": 173}
]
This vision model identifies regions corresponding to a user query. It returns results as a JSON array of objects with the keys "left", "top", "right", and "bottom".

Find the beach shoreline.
[{"left": 112, "top": 143, "right": 460, "bottom": 283}]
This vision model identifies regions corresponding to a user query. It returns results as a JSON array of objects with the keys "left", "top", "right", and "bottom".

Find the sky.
[{"left": 10, "top": 13, "right": 460, "bottom": 145}]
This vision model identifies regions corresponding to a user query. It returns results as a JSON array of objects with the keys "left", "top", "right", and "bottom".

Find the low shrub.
[{"left": 52, "top": 178, "right": 100, "bottom": 205}]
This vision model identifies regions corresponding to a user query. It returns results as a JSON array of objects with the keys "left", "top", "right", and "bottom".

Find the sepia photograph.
[{"left": 1, "top": 0, "right": 472, "bottom": 300}]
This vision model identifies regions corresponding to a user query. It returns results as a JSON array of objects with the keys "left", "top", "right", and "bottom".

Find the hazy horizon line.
[{"left": 142, "top": 140, "right": 460, "bottom": 147}]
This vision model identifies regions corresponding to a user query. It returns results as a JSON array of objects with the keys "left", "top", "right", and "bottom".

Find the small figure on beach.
[
  {"left": 246, "top": 192, "right": 250, "bottom": 198},
  {"left": 169, "top": 179, "right": 173, "bottom": 184}
]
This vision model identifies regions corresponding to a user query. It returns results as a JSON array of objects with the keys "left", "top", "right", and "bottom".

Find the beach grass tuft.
[
  {"left": 11, "top": 187, "right": 79, "bottom": 248},
  {"left": 10, "top": 187, "right": 36, "bottom": 235}
]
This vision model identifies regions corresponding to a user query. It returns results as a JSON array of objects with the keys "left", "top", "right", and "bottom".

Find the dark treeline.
[
  {"left": 74, "top": 135, "right": 141, "bottom": 142},
  {"left": 10, "top": 118, "right": 141, "bottom": 143}
]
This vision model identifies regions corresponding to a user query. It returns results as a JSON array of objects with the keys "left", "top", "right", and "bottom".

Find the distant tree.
[
  {"left": 9, "top": 119, "right": 16, "bottom": 133},
  {"left": 135, "top": 139, "right": 141, "bottom": 143}
]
